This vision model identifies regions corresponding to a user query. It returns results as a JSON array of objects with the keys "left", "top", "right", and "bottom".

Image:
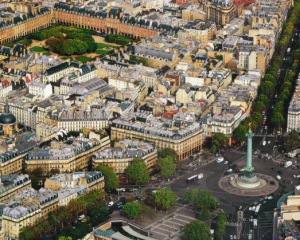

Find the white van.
[
  {"left": 284, "top": 161, "right": 293, "bottom": 168},
  {"left": 262, "top": 141, "right": 266, "bottom": 146}
]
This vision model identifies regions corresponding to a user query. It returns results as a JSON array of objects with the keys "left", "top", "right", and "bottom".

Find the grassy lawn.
[
  {"left": 95, "top": 49, "right": 112, "bottom": 55},
  {"left": 43, "top": 52, "right": 51, "bottom": 56},
  {"left": 75, "top": 56, "right": 92, "bottom": 63},
  {"left": 30, "top": 46, "right": 48, "bottom": 52}
]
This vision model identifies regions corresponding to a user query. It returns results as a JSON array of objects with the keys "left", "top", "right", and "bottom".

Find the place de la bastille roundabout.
[{"left": 219, "top": 124, "right": 279, "bottom": 197}]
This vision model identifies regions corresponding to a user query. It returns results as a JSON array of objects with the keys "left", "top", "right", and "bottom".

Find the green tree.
[
  {"left": 125, "top": 158, "right": 149, "bottom": 184},
  {"left": 158, "top": 156, "right": 176, "bottom": 179},
  {"left": 48, "top": 211, "right": 59, "bottom": 232},
  {"left": 183, "top": 220, "right": 211, "bottom": 240},
  {"left": 201, "top": 149, "right": 210, "bottom": 159},
  {"left": 216, "top": 212, "right": 227, "bottom": 240},
  {"left": 271, "top": 111, "right": 284, "bottom": 126},
  {"left": 62, "top": 39, "right": 76, "bottom": 55},
  {"left": 89, "top": 205, "right": 110, "bottom": 226},
  {"left": 184, "top": 189, "right": 218, "bottom": 210},
  {"left": 20, "top": 226, "right": 34, "bottom": 240},
  {"left": 212, "top": 133, "right": 227, "bottom": 152},
  {"left": 253, "top": 101, "right": 266, "bottom": 112},
  {"left": 35, "top": 220, "right": 51, "bottom": 238},
  {"left": 97, "top": 165, "right": 119, "bottom": 191},
  {"left": 260, "top": 81, "right": 274, "bottom": 96},
  {"left": 264, "top": 74, "right": 275, "bottom": 83},
  {"left": 257, "top": 94, "right": 269, "bottom": 105},
  {"left": 198, "top": 210, "right": 212, "bottom": 221},
  {"left": 73, "top": 39, "right": 88, "bottom": 54},
  {"left": 251, "top": 112, "right": 263, "bottom": 128},
  {"left": 154, "top": 187, "right": 177, "bottom": 212},
  {"left": 284, "top": 130, "right": 300, "bottom": 152},
  {"left": 58, "top": 207, "right": 70, "bottom": 228},
  {"left": 124, "top": 202, "right": 142, "bottom": 219},
  {"left": 234, "top": 123, "right": 248, "bottom": 142},
  {"left": 158, "top": 148, "right": 176, "bottom": 159}
]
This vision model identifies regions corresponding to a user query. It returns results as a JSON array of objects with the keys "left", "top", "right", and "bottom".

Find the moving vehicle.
[
  {"left": 276, "top": 175, "right": 281, "bottom": 180},
  {"left": 254, "top": 204, "right": 262, "bottom": 215},
  {"left": 253, "top": 219, "right": 258, "bottom": 229},
  {"left": 186, "top": 174, "right": 203, "bottom": 183},
  {"left": 216, "top": 156, "right": 224, "bottom": 163},
  {"left": 287, "top": 48, "right": 291, "bottom": 54},
  {"left": 284, "top": 161, "right": 293, "bottom": 168}
]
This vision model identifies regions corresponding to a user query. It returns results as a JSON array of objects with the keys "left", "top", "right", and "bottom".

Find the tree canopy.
[
  {"left": 184, "top": 189, "right": 218, "bottom": 210},
  {"left": 183, "top": 220, "right": 211, "bottom": 240},
  {"left": 211, "top": 133, "right": 227, "bottom": 152},
  {"left": 124, "top": 202, "right": 142, "bottom": 219},
  {"left": 125, "top": 158, "right": 149, "bottom": 184},
  {"left": 97, "top": 165, "right": 119, "bottom": 191},
  {"left": 198, "top": 210, "right": 212, "bottom": 221},
  {"left": 216, "top": 212, "right": 227, "bottom": 240},
  {"left": 284, "top": 130, "right": 300, "bottom": 152},
  {"left": 158, "top": 156, "right": 176, "bottom": 179},
  {"left": 37, "top": 26, "right": 97, "bottom": 56},
  {"left": 154, "top": 187, "right": 177, "bottom": 212}
]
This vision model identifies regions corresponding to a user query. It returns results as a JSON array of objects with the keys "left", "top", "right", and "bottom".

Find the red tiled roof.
[
  {"left": 2, "top": 80, "right": 9, "bottom": 86},
  {"left": 26, "top": 76, "right": 31, "bottom": 83},
  {"left": 233, "top": 0, "right": 254, "bottom": 6}
]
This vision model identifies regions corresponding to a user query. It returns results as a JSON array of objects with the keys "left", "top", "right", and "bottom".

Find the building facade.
[
  {"left": 110, "top": 113, "right": 203, "bottom": 160},
  {"left": 26, "top": 139, "right": 102, "bottom": 174},
  {"left": 93, "top": 139, "right": 157, "bottom": 174}
]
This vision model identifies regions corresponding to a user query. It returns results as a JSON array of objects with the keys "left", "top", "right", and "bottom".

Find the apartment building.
[
  {"left": 202, "top": 0, "right": 237, "bottom": 26},
  {"left": 0, "top": 174, "right": 31, "bottom": 203},
  {"left": 238, "top": 46, "right": 268, "bottom": 73},
  {"left": 0, "top": 81, "right": 12, "bottom": 98},
  {"left": 28, "top": 82, "right": 52, "bottom": 99},
  {"left": 273, "top": 194, "right": 300, "bottom": 240},
  {"left": 205, "top": 68, "right": 232, "bottom": 92},
  {"left": 287, "top": 78, "right": 300, "bottom": 132},
  {"left": 182, "top": 7, "right": 207, "bottom": 21},
  {"left": 93, "top": 139, "right": 157, "bottom": 174},
  {"left": 45, "top": 171, "right": 105, "bottom": 192},
  {"left": 53, "top": 3, "right": 176, "bottom": 40},
  {"left": 2, "top": 200, "right": 41, "bottom": 239},
  {"left": 201, "top": 103, "right": 243, "bottom": 141},
  {"left": 0, "top": 131, "right": 40, "bottom": 175},
  {"left": 44, "top": 105, "right": 110, "bottom": 132},
  {"left": 181, "top": 20, "right": 216, "bottom": 42},
  {"left": 26, "top": 139, "right": 102, "bottom": 173},
  {"left": 0, "top": 6, "right": 51, "bottom": 44},
  {"left": 234, "top": 69, "right": 262, "bottom": 89},
  {"left": 110, "top": 112, "right": 203, "bottom": 160}
]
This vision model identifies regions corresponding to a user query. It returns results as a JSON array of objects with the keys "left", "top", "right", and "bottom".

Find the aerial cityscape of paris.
[{"left": 0, "top": 0, "right": 299, "bottom": 239}]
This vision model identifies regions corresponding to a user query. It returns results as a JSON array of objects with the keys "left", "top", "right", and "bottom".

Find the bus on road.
[{"left": 186, "top": 175, "right": 198, "bottom": 184}]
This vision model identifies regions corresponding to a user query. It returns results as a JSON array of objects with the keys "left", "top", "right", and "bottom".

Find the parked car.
[
  {"left": 227, "top": 169, "right": 233, "bottom": 173},
  {"left": 108, "top": 201, "right": 114, "bottom": 207}
]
